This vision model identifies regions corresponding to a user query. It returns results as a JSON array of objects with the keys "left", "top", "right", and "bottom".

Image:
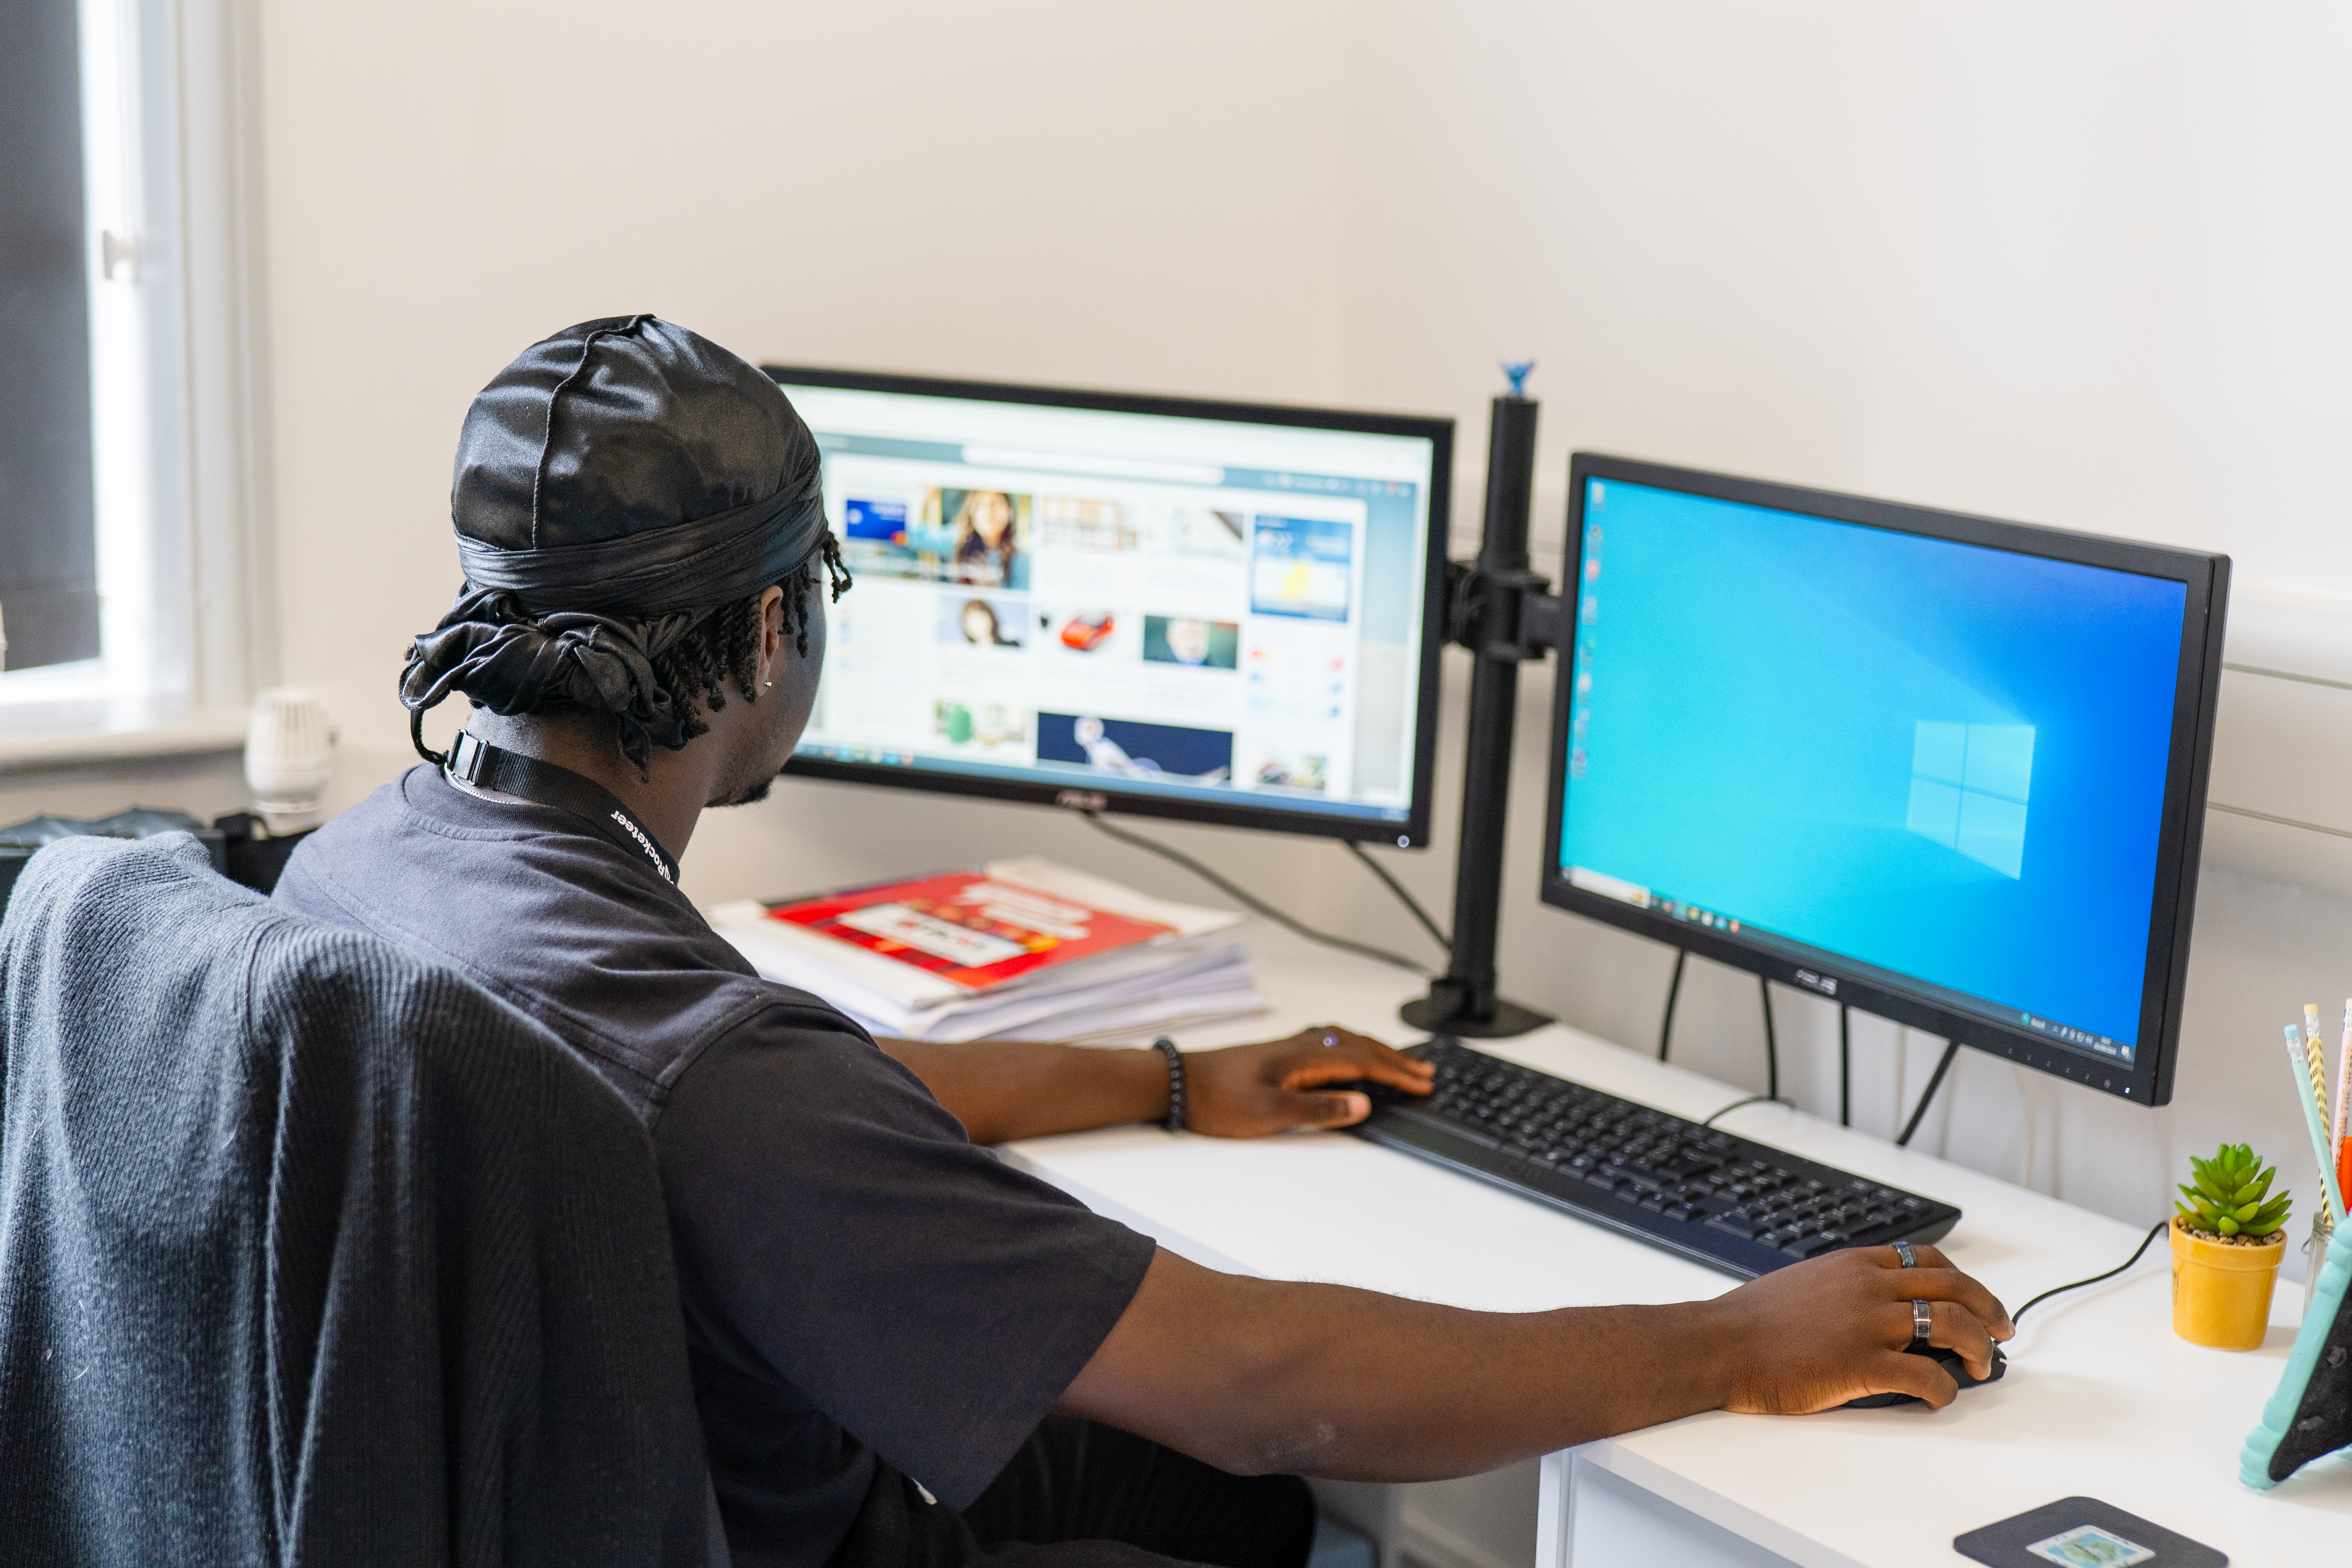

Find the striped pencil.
[
  {"left": 2287, "top": 1024, "right": 2347, "bottom": 1224},
  {"left": 2301, "top": 1008, "right": 2330, "bottom": 1125}
]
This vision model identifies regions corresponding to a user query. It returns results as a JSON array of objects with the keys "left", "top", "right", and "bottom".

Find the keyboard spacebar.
[{"left": 1377, "top": 1105, "right": 1504, "bottom": 1149}]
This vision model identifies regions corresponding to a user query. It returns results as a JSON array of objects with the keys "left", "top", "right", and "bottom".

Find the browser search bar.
[{"left": 960, "top": 446, "right": 1225, "bottom": 486}]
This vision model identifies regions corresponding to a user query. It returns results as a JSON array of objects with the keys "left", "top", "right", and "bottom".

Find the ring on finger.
[
  {"left": 1893, "top": 1240, "right": 1916, "bottom": 1269},
  {"left": 1911, "top": 1299, "right": 1934, "bottom": 1347},
  {"left": 1321, "top": 1028, "right": 1340, "bottom": 1049}
]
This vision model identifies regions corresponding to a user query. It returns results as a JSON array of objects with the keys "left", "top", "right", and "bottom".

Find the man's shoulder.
[
  {"left": 279, "top": 765, "right": 683, "bottom": 933},
  {"left": 273, "top": 765, "right": 867, "bottom": 1122}
]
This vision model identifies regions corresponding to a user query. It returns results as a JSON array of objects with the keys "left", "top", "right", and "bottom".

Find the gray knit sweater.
[{"left": 0, "top": 833, "right": 709, "bottom": 1566}]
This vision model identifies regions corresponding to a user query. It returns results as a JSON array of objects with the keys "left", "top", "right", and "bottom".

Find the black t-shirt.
[{"left": 274, "top": 768, "right": 1156, "bottom": 1568}]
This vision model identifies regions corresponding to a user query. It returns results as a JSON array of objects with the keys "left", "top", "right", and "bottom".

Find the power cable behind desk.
[{"left": 1346, "top": 1039, "right": 1961, "bottom": 1279}]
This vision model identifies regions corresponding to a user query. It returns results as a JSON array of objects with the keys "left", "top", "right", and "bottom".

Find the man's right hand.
[{"left": 1705, "top": 1242, "right": 2013, "bottom": 1413}]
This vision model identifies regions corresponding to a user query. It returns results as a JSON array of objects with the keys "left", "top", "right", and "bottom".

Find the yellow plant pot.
[{"left": 2171, "top": 1215, "right": 2285, "bottom": 1350}]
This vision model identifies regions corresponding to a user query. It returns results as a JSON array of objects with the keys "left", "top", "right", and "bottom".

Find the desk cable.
[
  {"left": 2009, "top": 1218, "right": 2169, "bottom": 1325},
  {"left": 1699, "top": 1093, "right": 1797, "bottom": 1128},
  {"left": 1894, "top": 1039, "right": 1962, "bottom": 1148},
  {"left": 1080, "top": 813, "right": 1432, "bottom": 975},
  {"left": 1339, "top": 839, "right": 1450, "bottom": 952},
  {"left": 1658, "top": 955, "right": 1787, "bottom": 1114}
]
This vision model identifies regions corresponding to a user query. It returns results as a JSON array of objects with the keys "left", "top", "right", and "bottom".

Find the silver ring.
[
  {"left": 1893, "top": 1240, "right": 1916, "bottom": 1269},
  {"left": 1912, "top": 1299, "right": 1934, "bottom": 1347},
  {"left": 1321, "top": 1029, "right": 1339, "bottom": 1049}
]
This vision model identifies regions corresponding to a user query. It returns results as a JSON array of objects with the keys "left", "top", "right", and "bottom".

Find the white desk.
[{"left": 1005, "top": 929, "right": 2352, "bottom": 1567}]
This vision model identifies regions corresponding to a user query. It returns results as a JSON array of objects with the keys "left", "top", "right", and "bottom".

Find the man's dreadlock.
[{"left": 647, "top": 532, "right": 851, "bottom": 752}]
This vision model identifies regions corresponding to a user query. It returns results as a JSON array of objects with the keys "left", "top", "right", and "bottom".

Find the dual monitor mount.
[{"left": 1398, "top": 373, "right": 1563, "bottom": 1040}]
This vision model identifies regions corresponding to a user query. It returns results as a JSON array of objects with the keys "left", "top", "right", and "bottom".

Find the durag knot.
[{"left": 401, "top": 589, "right": 707, "bottom": 771}]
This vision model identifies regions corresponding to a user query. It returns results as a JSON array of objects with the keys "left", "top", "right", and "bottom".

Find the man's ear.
[{"left": 756, "top": 584, "right": 787, "bottom": 689}]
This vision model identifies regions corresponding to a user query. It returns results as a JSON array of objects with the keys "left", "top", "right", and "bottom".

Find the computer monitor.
[
  {"left": 763, "top": 367, "right": 1452, "bottom": 845},
  {"left": 1541, "top": 455, "right": 2228, "bottom": 1106}
]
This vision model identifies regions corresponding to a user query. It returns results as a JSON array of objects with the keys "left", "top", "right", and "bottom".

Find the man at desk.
[{"left": 279, "top": 317, "right": 2013, "bottom": 1568}]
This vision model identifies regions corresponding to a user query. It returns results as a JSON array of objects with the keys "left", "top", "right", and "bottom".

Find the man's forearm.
[
  {"left": 1059, "top": 1251, "right": 1733, "bottom": 1480},
  {"left": 1061, "top": 1245, "right": 2012, "bottom": 1482},
  {"left": 878, "top": 1037, "right": 1168, "bottom": 1144}
]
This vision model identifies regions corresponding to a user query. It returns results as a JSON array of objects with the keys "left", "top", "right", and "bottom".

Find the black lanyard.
[{"left": 444, "top": 730, "right": 679, "bottom": 886}]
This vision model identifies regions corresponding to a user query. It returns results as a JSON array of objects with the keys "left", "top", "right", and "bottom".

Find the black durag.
[{"left": 400, "top": 314, "right": 835, "bottom": 769}]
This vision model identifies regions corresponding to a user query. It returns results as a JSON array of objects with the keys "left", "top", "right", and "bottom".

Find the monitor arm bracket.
[{"left": 1444, "top": 558, "right": 1563, "bottom": 662}]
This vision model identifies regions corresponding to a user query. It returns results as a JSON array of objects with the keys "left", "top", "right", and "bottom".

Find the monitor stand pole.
[{"left": 1400, "top": 381, "right": 1559, "bottom": 1040}]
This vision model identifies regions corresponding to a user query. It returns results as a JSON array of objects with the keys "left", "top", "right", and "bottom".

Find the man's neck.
[{"left": 461, "top": 711, "right": 711, "bottom": 860}]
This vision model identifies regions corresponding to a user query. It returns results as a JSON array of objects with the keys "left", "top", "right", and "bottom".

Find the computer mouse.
[{"left": 1839, "top": 1343, "right": 2006, "bottom": 1408}]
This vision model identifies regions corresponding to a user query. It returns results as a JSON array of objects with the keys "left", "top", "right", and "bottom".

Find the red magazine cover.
[{"left": 764, "top": 872, "right": 1176, "bottom": 991}]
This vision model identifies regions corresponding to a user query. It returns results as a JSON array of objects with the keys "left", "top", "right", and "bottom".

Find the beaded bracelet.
[{"left": 1152, "top": 1036, "right": 1186, "bottom": 1133}]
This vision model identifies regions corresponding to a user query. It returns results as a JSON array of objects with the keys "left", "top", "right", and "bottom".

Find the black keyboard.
[{"left": 1346, "top": 1038, "right": 1961, "bottom": 1278}]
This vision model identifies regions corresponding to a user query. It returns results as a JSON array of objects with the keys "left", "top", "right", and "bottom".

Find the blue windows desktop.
[{"left": 1556, "top": 478, "right": 2189, "bottom": 1062}]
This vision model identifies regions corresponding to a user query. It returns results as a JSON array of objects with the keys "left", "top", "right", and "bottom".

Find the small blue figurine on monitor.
[{"left": 1501, "top": 360, "right": 1536, "bottom": 399}]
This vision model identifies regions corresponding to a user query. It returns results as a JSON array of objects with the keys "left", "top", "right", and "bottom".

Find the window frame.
[{"left": 0, "top": 0, "right": 271, "bottom": 770}]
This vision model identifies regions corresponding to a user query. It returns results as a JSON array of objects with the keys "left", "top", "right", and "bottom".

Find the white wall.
[{"left": 258, "top": 0, "right": 1365, "bottom": 799}]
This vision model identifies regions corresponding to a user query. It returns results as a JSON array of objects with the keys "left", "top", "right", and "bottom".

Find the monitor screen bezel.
[
  {"left": 1538, "top": 453, "right": 2229, "bottom": 1107},
  {"left": 763, "top": 364, "right": 1455, "bottom": 847}
]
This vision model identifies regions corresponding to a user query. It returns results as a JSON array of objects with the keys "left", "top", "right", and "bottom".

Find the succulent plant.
[{"left": 2176, "top": 1143, "right": 2291, "bottom": 1239}]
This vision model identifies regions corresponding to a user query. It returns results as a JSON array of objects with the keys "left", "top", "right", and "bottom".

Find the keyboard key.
[
  {"left": 1662, "top": 1204, "right": 1698, "bottom": 1221},
  {"left": 1707, "top": 1213, "right": 1767, "bottom": 1239},
  {"left": 1781, "top": 1234, "right": 1838, "bottom": 1259}
]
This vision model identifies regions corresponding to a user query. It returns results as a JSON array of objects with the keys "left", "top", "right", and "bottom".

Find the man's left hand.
[{"left": 1183, "top": 1025, "right": 1434, "bottom": 1137}]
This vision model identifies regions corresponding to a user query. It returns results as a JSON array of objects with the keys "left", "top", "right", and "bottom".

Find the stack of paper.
[{"left": 708, "top": 857, "right": 1266, "bottom": 1044}]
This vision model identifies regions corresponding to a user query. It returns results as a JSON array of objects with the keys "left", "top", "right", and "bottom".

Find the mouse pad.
[{"left": 1954, "top": 1498, "right": 2224, "bottom": 1567}]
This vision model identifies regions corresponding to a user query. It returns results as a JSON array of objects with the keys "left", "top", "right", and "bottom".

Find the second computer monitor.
[
  {"left": 1542, "top": 455, "right": 2228, "bottom": 1106},
  {"left": 767, "top": 367, "right": 1452, "bottom": 845}
]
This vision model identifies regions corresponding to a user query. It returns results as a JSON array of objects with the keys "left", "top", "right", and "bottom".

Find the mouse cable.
[
  {"left": 1894, "top": 1038, "right": 1962, "bottom": 1148},
  {"left": 1760, "top": 976, "right": 1780, "bottom": 1103},
  {"left": 2010, "top": 1218, "right": 2169, "bottom": 1325},
  {"left": 1080, "top": 813, "right": 1431, "bottom": 976},
  {"left": 1339, "top": 839, "right": 1450, "bottom": 953},
  {"left": 1699, "top": 1093, "right": 1797, "bottom": 1128}
]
